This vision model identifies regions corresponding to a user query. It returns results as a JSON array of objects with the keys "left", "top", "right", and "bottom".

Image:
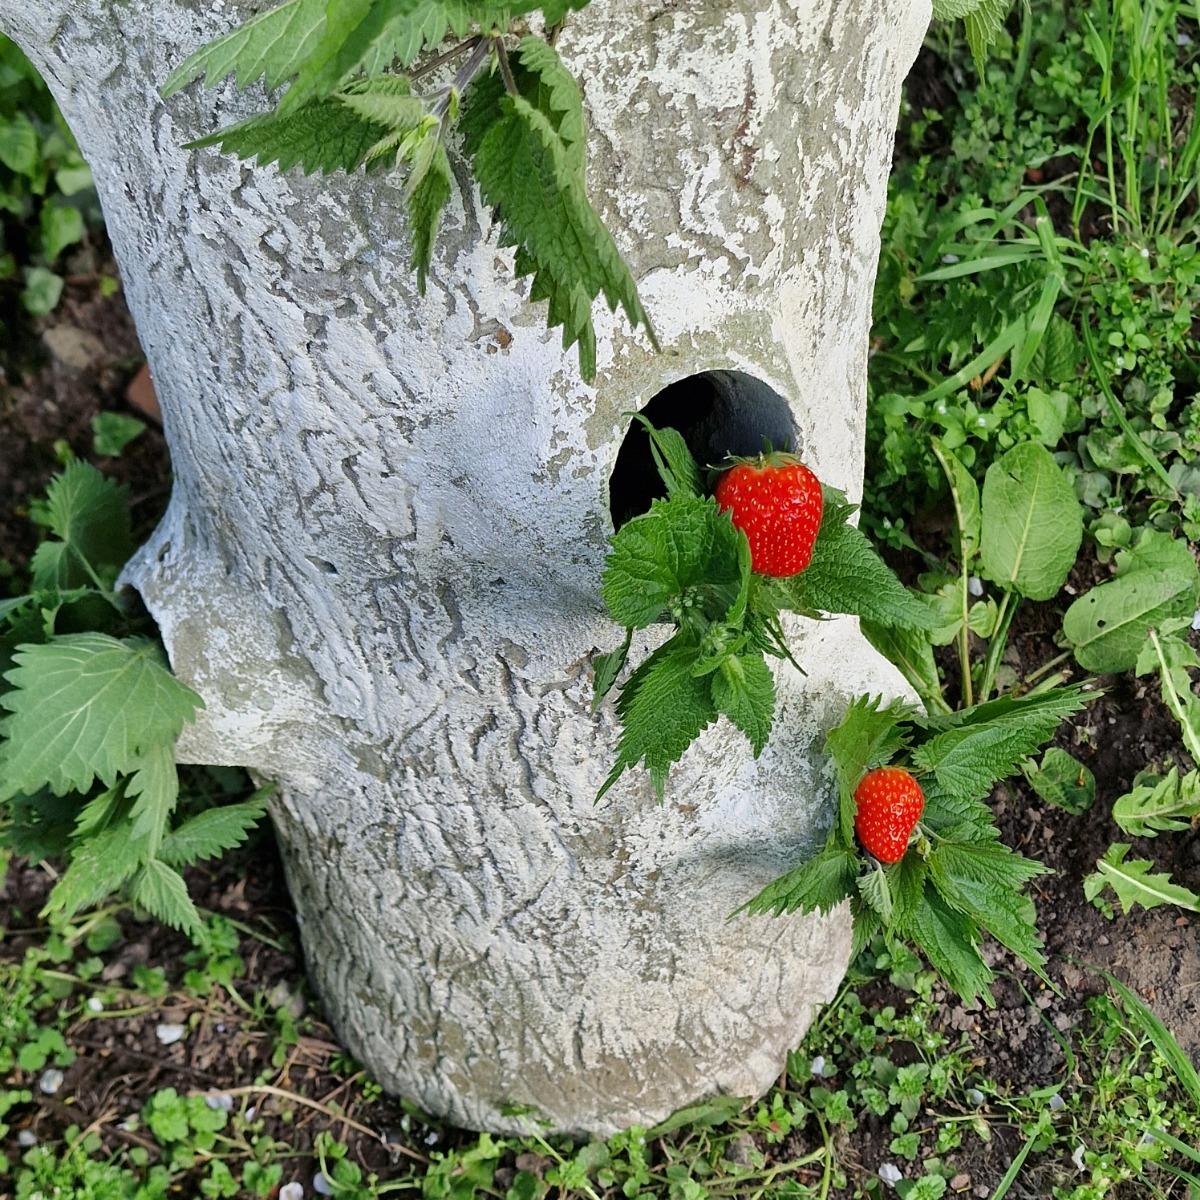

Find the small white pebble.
[
  {"left": 87, "top": 997, "right": 104, "bottom": 1013},
  {"left": 810, "top": 1055, "right": 826, "bottom": 1077},
  {"left": 968, "top": 576, "right": 984, "bottom": 597},
  {"left": 1178, "top": 31, "right": 1193, "bottom": 45},
  {"left": 205, "top": 1093, "right": 234, "bottom": 1112},
  {"left": 1139, "top": 1130, "right": 1158, "bottom": 1147},
  {"left": 1072, "top": 1144, "right": 1087, "bottom": 1170},
  {"left": 966, "top": 1088, "right": 985, "bottom": 1107},
  {"left": 1049, "top": 1093, "right": 1065, "bottom": 1111},
  {"left": 280, "top": 1184, "right": 305, "bottom": 1200},
  {"left": 1140, "top": 247, "right": 1151, "bottom": 259},
  {"left": 39, "top": 1069, "right": 64, "bottom": 1095},
  {"left": 1190, "top": 608, "right": 1200, "bottom": 631},
  {"left": 17, "top": 1130, "right": 38, "bottom": 1147},
  {"left": 155, "top": 1023, "right": 186, "bottom": 1045},
  {"left": 424, "top": 1130, "right": 440, "bottom": 1146},
  {"left": 942, "top": 254, "right": 960, "bottom": 264},
  {"left": 215, "top": 1022, "right": 226, "bottom": 1033},
  {"left": 245, "top": 1107, "right": 257, "bottom": 1121},
  {"left": 878, "top": 1163, "right": 904, "bottom": 1188},
  {"left": 313, "top": 1172, "right": 334, "bottom": 1196}
]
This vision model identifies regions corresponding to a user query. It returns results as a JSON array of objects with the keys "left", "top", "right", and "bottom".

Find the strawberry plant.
[
  {"left": 165, "top": 0, "right": 1014, "bottom": 385},
  {"left": 0, "top": 457, "right": 268, "bottom": 941},
  {"left": 594, "top": 419, "right": 934, "bottom": 799}
]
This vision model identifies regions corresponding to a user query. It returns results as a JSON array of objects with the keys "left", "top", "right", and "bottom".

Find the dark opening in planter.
[{"left": 608, "top": 370, "right": 798, "bottom": 528}]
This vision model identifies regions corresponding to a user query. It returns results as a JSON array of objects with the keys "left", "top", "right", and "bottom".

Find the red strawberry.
[
  {"left": 853, "top": 767, "right": 925, "bottom": 864},
  {"left": 714, "top": 454, "right": 823, "bottom": 578}
]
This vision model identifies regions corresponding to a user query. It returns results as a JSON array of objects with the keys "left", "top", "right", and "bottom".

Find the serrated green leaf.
[
  {"left": 1085, "top": 844, "right": 1200, "bottom": 915},
  {"left": 927, "top": 840, "right": 1048, "bottom": 978},
  {"left": 1024, "top": 747, "right": 1095, "bottom": 814},
  {"left": 0, "top": 634, "right": 202, "bottom": 801},
  {"left": 408, "top": 139, "right": 452, "bottom": 292},
  {"left": 738, "top": 840, "right": 858, "bottom": 918},
  {"left": 630, "top": 415, "right": 703, "bottom": 501},
  {"left": 964, "top": 0, "right": 1014, "bottom": 71},
  {"left": 126, "top": 741, "right": 181, "bottom": 855},
  {"left": 43, "top": 823, "right": 145, "bottom": 921},
  {"left": 129, "top": 859, "right": 205, "bottom": 938},
  {"left": 1112, "top": 768, "right": 1200, "bottom": 837},
  {"left": 861, "top": 620, "right": 946, "bottom": 716},
  {"left": 979, "top": 442, "right": 1082, "bottom": 601},
  {"left": 30, "top": 461, "right": 133, "bottom": 591},
  {"left": 858, "top": 866, "right": 894, "bottom": 924},
  {"left": 899, "top": 886, "right": 995, "bottom": 1006},
  {"left": 885, "top": 855, "right": 928, "bottom": 927},
  {"left": 162, "top": 0, "right": 328, "bottom": 96},
  {"left": 73, "top": 783, "right": 125, "bottom": 840},
  {"left": 850, "top": 900, "right": 882, "bottom": 961},
  {"left": 602, "top": 496, "right": 743, "bottom": 630},
  {"left": 599, "top": 636, "right": 716, "bottom": 800},
  {"left": 777, "top": 493, "right": 935, "bottom": 631},
  {"left": 188, "top": 97, "right": 387, "bottom": 175},
  {"left": 160, "top": 792, "right": 271, "bottom": 867},
  {"left": 826, "top": 695, "right": 912, "bottom": 845},
  {"left": 920, "top": 785, "right": 997, "bottom": 839},
  {"left": 1064, "top": 532, "right": 1200, "bottom": 673},
  {"left": 912, "top": 684, "right": 1090, "bottom": 802},
  {"left": 592, "top": 629, "right": 631, "bottom": 711},
  {"left": 91, "top": 412, "right": 147, "bottom": 458},
  {"left": 711, "top": 652, "right": 775, "bottom": 756}
]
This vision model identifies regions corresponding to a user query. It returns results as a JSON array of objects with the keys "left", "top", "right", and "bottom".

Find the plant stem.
[
  {"left": 1022, "top": 649, "right": 1072, "bottom": 688},
  {"left": 493, "top": 36, "right": 519, "bottom": 97},
  {"left": 978, "top": 591, "right": 1018, "bottom": 702}
]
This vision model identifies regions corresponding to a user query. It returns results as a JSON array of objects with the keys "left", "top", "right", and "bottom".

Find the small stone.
[
  {"left": 39, "top": 1069, "right": 64, "bottom": 1095},
  {"left": 205, "top": 1093, "right": 234, "bottom": 1112},
  {"left": 1072, "top": 1144, "right": 1086, "bottom": 1170},
  {"left": 965, "top": 1088, "right": 985, "bottom": 1107},
  {"left": 967, "top": 576, "right": 984, "bottom": 597},
  {"left": 280, "top": 1184, "right": 304, "bottom": 1200},
  {"left": 950, "top": 1174, "right": 970, "bottom": 1191},
  {"left": 245, "top": 1107, "right": 256, "bottom": 1121},
  {"left": 878, "top": 1163, "right": 903, "bottom": 1188},
  {"left": 313, "top": 1172, "right": 334, "bottom": 1196},
  {"left": 87, "top": 997, "right": 104, "bottom": 1013},
  {"left": 155, "top": 1023, "right": 186, "bottom": 1045},
  {"left": 1049, "top": 1093, "right": 1065, "bottom": 1111},
  {"left": 42, "top": 325, "right": 105, "bottom": 371},
  {"left": 17, "top": 1130, "right": 38, "bottom": 1147},
  {"left": 810, "top": 1055, "right": 826, "bottom": 1077}
]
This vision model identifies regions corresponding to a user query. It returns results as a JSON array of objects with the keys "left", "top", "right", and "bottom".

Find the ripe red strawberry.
[
  {"left": 714, "top": 454, "right": 823, "bottom": 578},
  {"left": 853, "top": 767, "right": 925, "bottom": 864}
]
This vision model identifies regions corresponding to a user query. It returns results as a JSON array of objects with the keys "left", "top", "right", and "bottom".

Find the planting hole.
[{"left": 608, "top": 370, "right": 798, "bottom": 528}]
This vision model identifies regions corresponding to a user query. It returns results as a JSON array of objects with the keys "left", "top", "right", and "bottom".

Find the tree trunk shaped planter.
[{"left": 5, "top": 0, "right": 929, "bottom": 1135}]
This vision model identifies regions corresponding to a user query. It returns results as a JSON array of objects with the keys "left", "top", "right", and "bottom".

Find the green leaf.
[
  {"left": 161, "top": 0, "right": 329, "bottom": 96},
  {"left": 21, "top": 266, "right": 64, "bottom": 316},
  {"left": 858, "top": 866, "right": 894, "bottom": 925},
  {"left": 601, "top": 496, "right": 743, "bottom": 630},
  {"left": 39, "top": 203, "right": 85, "bottom": 263},
  {"left": 899, "top": 886, "right": 995, "bottom": 1006},
  {"left": 1084, "top": 844, "right": 1199, "bottom": 915},
  {"left": 129, "top": 859, "right": 205, "bottom": 938},
  {"left": 1112, "top": 768, "right": 1200, "bottom": 837},
  {"left": 73, "top": 783, "right": 125, "bottom": 840},
  {"left": 711, "top": 652, "right": 775, "bottom": 756},
  {"left": 777, "top": 493, "right": 935, "bottom": 631},
  {"left": 407, "top": 139, "right": 452, "bottom": 293},
  {"left": 861, "top": 620, "right": 945, "bottom": 715},
  {"left": 1024, "top": 747, "right": 1095, "bottom": 814},
  {"left": 912, "top": 684, "right": 1091, "bottom": 802},
  {"left": 0, "top": 634, "right": 202, "bottom": 801},
  {"left": 1063, "top": 532, "right": 1200, "bottom": 673},
  {"left": 926, "top": 840, "right": 1048, "bottom": 978},
  {"left": 738, "top": 839, "right": 858, "bottom": 918},
  {"left": 826, "top": 695, "right": 911, "bottom": 845},
  {"left": 28, "top": 460, "right": 133, "bottom": 590},
  {"left": 126, "top": 742, "right": 181, "bottom": 855},
  {"left": 979, "top": 442, "right": 1082, "bottom": 601},
  {"left": 964, "top": 0, "right": 1014, "bottom": 71},
  {"left": 885, "top": 855, "right": 928, "bottom": 928},
  {"left": 592, "top": 630, "right": 631, "bottom": 711},
  {"left": 629, "top": 414, "right": 702, "bottom": 500},
  {"left": 43, "top": 823, "right": 145, "bottom": 921},
  {"left": 599, "top": 636, "right": 716, "bottom": 800},
  {"left": 188, "top": 97, "right": 387, "bottom": 175},
  {"left": 160, "top": 792, "right": 271, "bottom": 866},
  {"left": 463, "top": 41, "right": 654, "bottom": 381},
  {"left": 91, "top": 412, "right": 147, "bottom": 458},
  {"left": 0, "top": 112, "right": 38, "bottom": 174},
  {"left": 920, "top": 785, "right": 996, "bottom": 839},
  {"left": 932, "top": 440, "right": 980, "bottom": 563}
]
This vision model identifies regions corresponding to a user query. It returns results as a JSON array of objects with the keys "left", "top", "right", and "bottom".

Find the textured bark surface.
[{"left": 4, "top": 0, "right": 928, "bottom": 1134}]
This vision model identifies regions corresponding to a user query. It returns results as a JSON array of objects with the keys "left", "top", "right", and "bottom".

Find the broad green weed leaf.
[
  {"left": 738, "top": 839, "right": 858, "bottom": 918},
  {"left": 44, "top": 823, "right": 144, "bottom": 921},
  {"left": 1063, "top": 531, "right": 1200, "bottom": 673},
  {"left": 160, "top": 791, "right": 271, "bottom": 866},
  {"left": 0, "top": 634, "right": 202, "bottom": 800},
  {"left": 979, "top": 442, "right": 1082, "bottom": 601},
  {"left": 130, "top": 859, "right": 205, "bottom": 938},
  {"left": 932, "top": 440, "right": 980, "bottom": 562},
  {"left": 900, "top": 886, "right": 995, "bottom": 1006},
  {"left": 861, "top": 620, "right": 946, "bottom": 716},
  {"left": 1024, "top": 747, "right": 1095, "bottom": 814},
  {"left": 1112, "top": 768, "right": 1200, "bottom": 837},
  {"left": 91, "top": 412, "right": 146, "bottom": 458}
]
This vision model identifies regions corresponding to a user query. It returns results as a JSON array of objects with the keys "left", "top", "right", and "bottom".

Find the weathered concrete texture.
[{"left": 3, "top": 0, "right": 928, "bottom": 1134}]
